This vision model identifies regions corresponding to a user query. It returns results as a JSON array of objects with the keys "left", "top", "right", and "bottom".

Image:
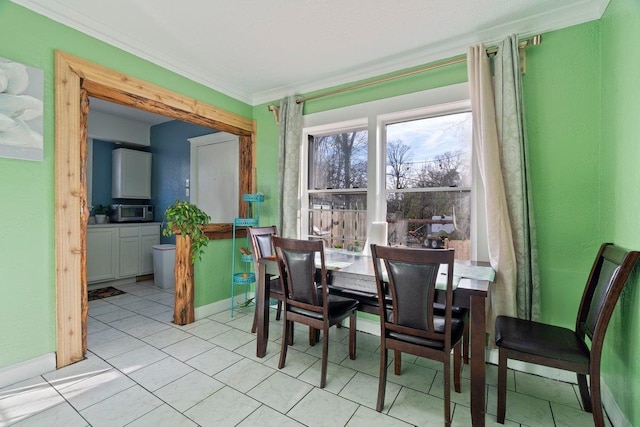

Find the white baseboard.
[
  {"left": 601, "top": 379, "right": 631, "bottom": 427},
  {"left": 194, "top": 297, "right": 235, "bottom": 319},
  {"left": 0, "top": 353, "right": 56, "bottom": 389}
]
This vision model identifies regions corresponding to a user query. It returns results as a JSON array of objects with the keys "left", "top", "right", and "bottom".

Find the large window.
[
  {"left": 384, "top": 112, "right": 472, "bottom": 257},
  {"left": 301, "top": 83, "right": 486, "bottom": 261}
]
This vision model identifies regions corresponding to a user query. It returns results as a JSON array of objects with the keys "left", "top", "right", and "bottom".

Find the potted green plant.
[
  {"left": 94, "top": 204, "right": 108, "bottom": 224},
  {"left": 162, "top": 200, "right": 211, "bottom": 263}
]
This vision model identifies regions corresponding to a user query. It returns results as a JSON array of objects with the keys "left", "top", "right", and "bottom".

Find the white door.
[{"left": 189, "top": 132, "right": 239, "bottom": 222}]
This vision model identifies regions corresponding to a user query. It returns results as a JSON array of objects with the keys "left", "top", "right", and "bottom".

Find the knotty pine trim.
[{"left": 55, "top": 51, "right": 256, "bottom": 367}]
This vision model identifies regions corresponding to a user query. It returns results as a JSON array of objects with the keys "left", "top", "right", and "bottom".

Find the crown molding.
[{"left": 12, "top": 0, "right": 610, "bottom": 107}]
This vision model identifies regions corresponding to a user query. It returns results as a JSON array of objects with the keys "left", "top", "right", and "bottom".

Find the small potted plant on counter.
[{"left": 94, "top": 204, "right": 108, "bottom": 224}]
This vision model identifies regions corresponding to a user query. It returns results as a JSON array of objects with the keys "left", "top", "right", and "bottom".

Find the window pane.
[
  {"left": 308, "top": 130, "right": 368, "bottom": 190},
  {"left": 307, "top": 192, "right": 367, "bottom": 251},
  {"left": 385, "top": 112, "right": 472, "bottom": 259},
  {"left": 386, "top": 112, "right": 472, "bottom": 189}
]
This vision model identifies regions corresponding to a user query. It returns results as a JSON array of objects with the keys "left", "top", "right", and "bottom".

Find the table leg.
[
  {"left": 256, "top": 261, "right": 269, "bottom": 358},
  {"left": 470, "top": 294, "right": 486, "bottom": 427}
]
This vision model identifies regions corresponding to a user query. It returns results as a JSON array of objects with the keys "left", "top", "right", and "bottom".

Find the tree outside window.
[
  {"left": 385, "top": 112, "right": 472, "bottom": 258},
  {"left": 307, "top": 130, "right": 368, "bottom": 251}
]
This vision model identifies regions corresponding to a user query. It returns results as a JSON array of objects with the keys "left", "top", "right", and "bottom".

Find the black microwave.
[{"left": 110, "top": 204, "right": 154, "bottom": 222}]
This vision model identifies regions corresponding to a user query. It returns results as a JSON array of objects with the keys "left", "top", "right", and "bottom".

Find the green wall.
[
  {"left": 523, "top": 22, "right": 602, "bottom": 327},
  {"left": 251, "top": 102, "right": 281, "bottom": 227},
  {"left": 0, "top": 2, "right": 253, "bottom": 368},
  {"left": 599, "top": 0, "right": 640, "bottom": 423}
]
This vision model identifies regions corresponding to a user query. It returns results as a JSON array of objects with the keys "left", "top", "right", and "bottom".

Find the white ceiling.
[
  {"left": 15, "top": 0, "right": 608, "bottom": 106},
  {"left": 89, "top": 97, "right": 170, "bottom": 126}
]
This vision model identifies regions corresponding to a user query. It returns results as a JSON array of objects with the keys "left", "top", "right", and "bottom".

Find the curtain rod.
[{"left": 267, "top": 34, "right": 541, "bottom": 119}]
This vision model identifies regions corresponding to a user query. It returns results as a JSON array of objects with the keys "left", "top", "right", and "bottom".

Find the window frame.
[{"left": 301, "top": 82, "right": 488, "bottom": 261}]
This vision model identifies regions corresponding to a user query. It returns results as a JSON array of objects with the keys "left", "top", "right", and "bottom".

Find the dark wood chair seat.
[
  {"left": 495, "top": 316, "right": 589, "bottom": 364},
  {"left": 388, "top": 318, "right": 464, "bottom": 349},
  {"left": 290, "top": 294, "right": 358, "bottom": 321}
]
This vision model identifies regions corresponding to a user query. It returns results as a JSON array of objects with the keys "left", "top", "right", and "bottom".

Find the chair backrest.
[
  {"left": 576, "top": 243, "right": 640, "bottom": 352},
  {"left": 249, "top": 226, "right": 278, "bottom": 258},
  {"left": 248, "top": 226, "right": 278, "bottom": 273},
  {"left": 272, "top": 236, "right": 327, "bottom": 312},
  {"left": 371, "top": 244, "right": 455, "bottom": 341}
]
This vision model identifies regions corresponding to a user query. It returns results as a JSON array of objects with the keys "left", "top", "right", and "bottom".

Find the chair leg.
[
  {"left": 376, "top": 347, "right": 388, "bottom": 412},
  {"left": 453, "top": 342, "right": 462, "bottom": 393},
  {"left": 497, "top": 349, "right": 508, "bottom": 424},
  {"left": 348, "top": 312, "right": 357, "bottom": 360},
  {"left": 275, "top": 300, "right": 282, "bottom": 321},
  {"left": 462, "top": 321, "right": 470, "bottom": 364},
  {"left": 278, "top": 319, "right": 290, "bottom": 369},
  {"left": 394, "top": 350, "right": 402, "bottom": 375},
  {"left": 589, "top": 372, "right": 605, "bottom": 427},
  {"left": 320, "top": 327, "right": 329, "bottom": 388},
  {"left": 251, "top": 306, "right": 258, "bottom": 334},
  {"left": 577, "top": 373, "right": 592, "bottom": 412},
  {"left": 309, "top": 327, "right": 316, "bottom": 346},
  {"left": 252, "top": 298, "right": 281, "bottom": 334},
  {"left": 286, "top": 320, "right": 294, "bottom": 345},
  {"left": 444, "top": 351, "right": 452, "bottom": 426}
]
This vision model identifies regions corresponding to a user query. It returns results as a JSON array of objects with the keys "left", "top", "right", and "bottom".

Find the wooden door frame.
[{"left": 54, "top": 51, "right": 256, "bottom": 368}]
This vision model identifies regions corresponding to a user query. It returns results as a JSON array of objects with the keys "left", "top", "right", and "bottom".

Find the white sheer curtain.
[
  {"left": 467, "top": 44, "right": 517, "bottom": 336},
  {"left": 494, "top": 36, "right": 540, "bottom": 321},
  {"left": 278, "top": 96, "right": 304, "bottom": 238}
]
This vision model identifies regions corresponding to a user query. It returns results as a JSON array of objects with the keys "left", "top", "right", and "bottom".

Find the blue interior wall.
[
  {"left": 91, "top": 139, "right": 114, "bottom": 211},
  {"left": 149, "top": 120, "right": 216, "bottom": 243},
  {"left": 91, "top": 121, "right": 215, "bottom": 240}
]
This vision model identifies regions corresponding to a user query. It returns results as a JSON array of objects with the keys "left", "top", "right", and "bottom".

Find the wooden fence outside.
[{"left": 310, "top": 208, "right": 470, "bottom": 259}]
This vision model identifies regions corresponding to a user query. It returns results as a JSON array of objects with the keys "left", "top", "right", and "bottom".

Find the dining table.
[{"left": 254, "top": 249, "right": 492, "bottom": 427}]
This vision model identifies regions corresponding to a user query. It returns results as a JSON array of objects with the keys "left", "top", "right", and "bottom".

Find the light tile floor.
[{"left": 0, "top": 281, "right": 612, "bottom": 427}]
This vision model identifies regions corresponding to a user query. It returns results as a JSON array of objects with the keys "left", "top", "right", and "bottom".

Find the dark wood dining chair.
[
  {"left": 249, "top": 226, "right": 283, "bottom": 333},
  {"left": 272, "top": 236, "right": 359, "bottom": 388},
  {"left": 371, "top": 244, "right": 464, "bottom": 426},
  {"left": 495, "top": 243, "right": 640, "bottom": 426}
]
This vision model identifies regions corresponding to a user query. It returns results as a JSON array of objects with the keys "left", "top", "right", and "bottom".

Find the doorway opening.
[{"left": 55, "top": 51, "right": 255, "bottom": 368}]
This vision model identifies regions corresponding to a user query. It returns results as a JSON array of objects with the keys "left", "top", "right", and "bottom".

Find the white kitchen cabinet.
[
  {"left": 87, "top": 223, "right": 160, "bottom": 284},
  {"left": 119, "top": 226, "right": 140, "bottom": 278},
  {"left": 112, "top": 148, "right": 152, "bottom": 199},
  {"left": 139, "top": 224, "right": 161, "bottom": 274},
  {"left": 87, "top": 227, "right": 118, "bottom": 283}
]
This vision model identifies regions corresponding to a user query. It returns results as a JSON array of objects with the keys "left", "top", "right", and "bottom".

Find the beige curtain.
[
  {"left": 467, "top": 44, "right": 517, "bottom": 338},
  {"left": 278, "top": 95, "right": 304, "bottom": 238}
]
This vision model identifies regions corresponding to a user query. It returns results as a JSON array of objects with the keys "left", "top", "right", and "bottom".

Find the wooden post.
[
  {"left": 80, "top": 88, "right": 90, "bottom": 355},
  {"left": 174, "top": 234, "right": 195, "bottom": 325}
]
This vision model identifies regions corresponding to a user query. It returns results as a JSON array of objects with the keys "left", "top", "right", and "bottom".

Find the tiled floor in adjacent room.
[{"left": 1, "top": 281, "right": 611, "bottom": 426}]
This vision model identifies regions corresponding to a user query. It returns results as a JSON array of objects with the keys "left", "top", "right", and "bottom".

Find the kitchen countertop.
[{"left": 88, "top": 222, "right": 161, "bottom": 228}]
